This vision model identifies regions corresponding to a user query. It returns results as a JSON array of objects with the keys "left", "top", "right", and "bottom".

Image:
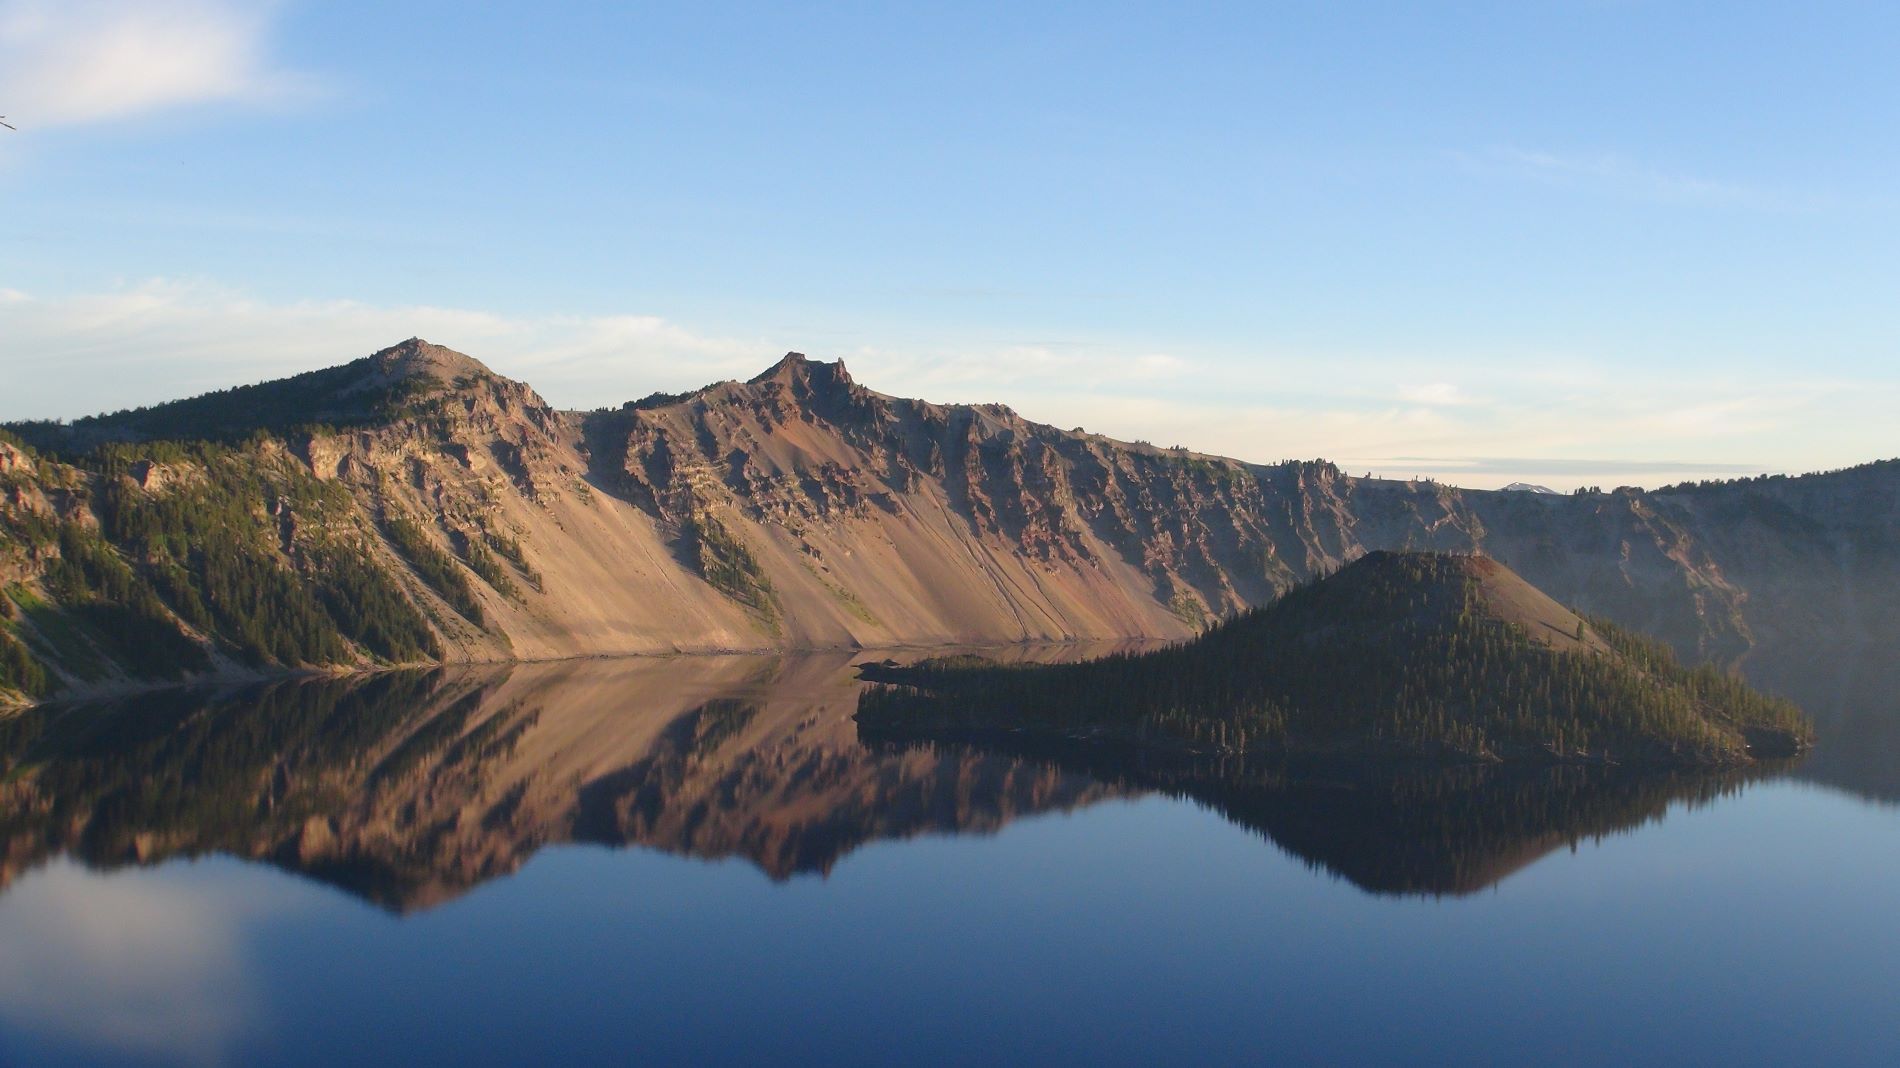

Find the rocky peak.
[
  {"left": 366, "top": 338, "right": 498, "bottom": 389},
  {"left": 748, "top": 351, "right": 856, "bottom": 392}
]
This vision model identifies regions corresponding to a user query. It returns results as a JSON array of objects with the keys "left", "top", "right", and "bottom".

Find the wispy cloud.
[
  {"left": 1, "top": 280, "right": 1891, "bottom": 491},
  {"left": 0, "top": 279, "right": 775, "bottom": 418},
  {"left": 1456, "top": 146, "right": 1807, "bottom": 211},
  {"left": 858, "top": 344, "right": 1195, "bottom": 405},
  {"left": 0, "top": 0, "right": 317, "bottom": 127}
]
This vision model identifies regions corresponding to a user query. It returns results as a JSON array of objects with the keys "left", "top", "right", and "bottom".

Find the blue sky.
[{"left": 3, "top": 1, "right": 1897, "bottom": 489}]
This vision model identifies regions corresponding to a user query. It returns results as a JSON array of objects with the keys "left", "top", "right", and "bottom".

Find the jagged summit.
[
  {"left": 748, "top": 351, "right": 812, "bottom": 383},
  {"left": 745, "top": 350, "right": 857, "bottom": 394}
]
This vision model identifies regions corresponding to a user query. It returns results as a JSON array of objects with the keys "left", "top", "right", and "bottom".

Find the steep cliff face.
[{"left": 2, "top": 339, "right": 1893, "bottom": 707}]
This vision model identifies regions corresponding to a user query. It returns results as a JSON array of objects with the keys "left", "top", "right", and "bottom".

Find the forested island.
[{"left": 855, "top": 551, "right": 1813, "bottom": 767}]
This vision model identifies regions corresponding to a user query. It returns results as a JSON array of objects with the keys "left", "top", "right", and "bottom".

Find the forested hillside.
[{"left": 856, "top": 552, "right": 1812, "bottom": 766}]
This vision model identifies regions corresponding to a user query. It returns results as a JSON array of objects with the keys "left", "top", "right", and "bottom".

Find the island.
[{"left": 855, "top": 551, "right": 1813, "bottom": 767}]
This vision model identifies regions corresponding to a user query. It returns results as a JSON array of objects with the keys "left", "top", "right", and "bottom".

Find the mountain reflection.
[
  {"left": 0, "top": 648, "right": 1813, "bottom": 907},
  {"left": 1765, "top": 648, "right": 1900, "bottom": 806},
  {"left": 857, "top": 725, "right": 1781, "bottom": 897},
  {"left": 0, "top": 651, "right": 1132, "bottom": 911}
]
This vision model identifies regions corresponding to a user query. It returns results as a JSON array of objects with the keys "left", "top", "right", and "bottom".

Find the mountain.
[
  {"left": 3, "top": 338, "right": 1897, "bottom": 709},
  {"left": 1500, "top": 482, "right": 1561, "bottom": 495},
  {"left": 856, "top": 552, "right": 1812, "bottom": 766}
]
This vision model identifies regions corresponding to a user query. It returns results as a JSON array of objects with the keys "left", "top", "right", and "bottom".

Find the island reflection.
[
  {"left": 860, "top": 731, "right": 1777, "bottom": 896},
  {"left": 0, "top": 648, "right": 1797, "bottom": 907}
]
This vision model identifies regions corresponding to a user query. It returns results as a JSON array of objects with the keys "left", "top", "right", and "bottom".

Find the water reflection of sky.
[
  {"left": 0, "top": 859, "right": 321, "bottom": 1067},
  {"left": 2, "top": 651, "right": 1897, "bottom": 1066},
  {"left": 1, "top": 780, "right": 1896, "bottom": 1067}
]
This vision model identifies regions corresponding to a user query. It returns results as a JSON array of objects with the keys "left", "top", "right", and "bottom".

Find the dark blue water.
[{"left": 0, "top": 655, "right": 1895, "bottom": 1067}]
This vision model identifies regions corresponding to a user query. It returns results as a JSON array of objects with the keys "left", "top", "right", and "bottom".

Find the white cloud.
[
  {"left": 0, "top": 0, "right": 315, "bottom": 127},
  {"left": 0, "top": 279, "right": 774, "bottom": 417}
]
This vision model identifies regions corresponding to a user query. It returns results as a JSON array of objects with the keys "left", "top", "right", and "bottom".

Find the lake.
[{"left": 1, "top": 651, "right": 1896, "bottom": 1066}]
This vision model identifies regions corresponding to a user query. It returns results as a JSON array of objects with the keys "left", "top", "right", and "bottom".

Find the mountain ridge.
[{"left": 4, "top": 339, "right": 1897, "bottom": 709}]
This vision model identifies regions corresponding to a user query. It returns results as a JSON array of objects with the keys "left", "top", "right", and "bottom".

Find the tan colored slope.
[
  {"left": 298, "top": 345, "right": 775, "bottom": 659},
  {"left": 1461, "top": 555, "right": 1611, "bottom": 656},
  {"left": 283, "top": 345, "right": 1853, "bottom": 675},
  {"left": 293, "top": 342, "right": 1204, "bottom": 661}
]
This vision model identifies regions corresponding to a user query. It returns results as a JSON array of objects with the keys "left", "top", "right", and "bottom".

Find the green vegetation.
[
  {"left": 1166, "top": 587, "right": 1207, "bottom": 626},
  {"left": 460, "top": 537, "right": 518, "bottom": 598},
  {"left": 1655, "top": 457, "right": 1898, "bottom": 495},
  {"left": 3, "top": 360, "right": 439, "bottom": 456},
  {"left": 858, "top": 551, "right": 1811, "bottom": 766},
  {"left": 0, "top": 442, "right": 446, "bottom": 691},
  {"left": 825, "top": 581, "right": 879, "bottom": 625},
  {"left": 92, "top": 445, "right": 441, "bottom": 667},
  {"left": 0, "top": 626, "right": 49, "bottom": 698},
  {"left": 483, "top": 530, "right": 542, "bottom": 590},
  {"left": 802, "top": 561, "right": 878, "bottom": 625},
  {"left": 683, "top": 512, "right": 775, "bottom": 617},
  {"left": 384, "top": 514, "right": 485, "bottom": 625},
  {"left": 40, "top": 523, "right": 209, "bottom": 678}
]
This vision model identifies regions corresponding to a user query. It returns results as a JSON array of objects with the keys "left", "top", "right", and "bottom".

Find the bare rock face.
[{"left": 2, "top": 339, "right": 1895, "bottom": 709}]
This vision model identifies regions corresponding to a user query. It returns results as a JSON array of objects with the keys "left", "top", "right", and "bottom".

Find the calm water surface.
[{"left": 0, "top": 651, "right": 1895, "bottom": 1066}]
